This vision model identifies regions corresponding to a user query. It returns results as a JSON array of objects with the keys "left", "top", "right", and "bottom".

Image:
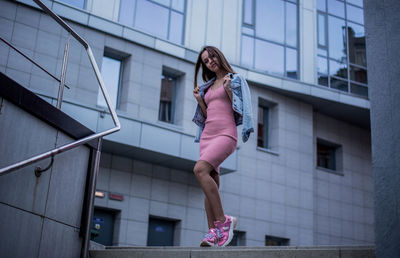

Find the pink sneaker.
[
  {"left": 214, "top": 215, "right": 237, "bottom": 247},
  {"left": 200, "top": 228, "right": 220, "bottom": 247}
]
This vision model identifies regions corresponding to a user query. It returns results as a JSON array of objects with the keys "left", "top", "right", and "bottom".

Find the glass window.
[
  {"left": 135, "top": 0, "right": 169, "bottom": 39},
  {"left": 159, "top": 72, "right": 178, "bottom": 123},
  {"left": 171, "top": 0, "right": 185, "bottom": 12},
  {"left": 119, "top": 0, "right": 185, "bottom": 44},
  {"left": 318, "top": 13, "right": 326, "bottom": 46},
  {"left": 318, "top": 56, "right": 328, "bottom": 75},
  {"left": 265, "top": 235, "right": 290, "bottom": 246},
  {"left": 59, "top": 0, "right": 85, "bottom": 9},
  {"left": 350, "top": 66, "right": 367, "bottom": 84},
  {"left": 317, "top": 0, "right": 326, "bottom": 11},
  {"left": 286, "top": 48, "right": 297, "bottom": 79},
  {"left": 317, "top": 0, "right": 367, "bottom": 97},
  {"left": 328, "top": 0, "right": 345, "bottom": 18},
  {"left": 328, "top": 16, "right": 347, "bottom": 62},
  {"left": 97, "top": 56, "right": 121, "bottom": 108},
  {"left": 286, "top": 2, "right": 297, "bottom": 47},
  {"left": 257, "top": 106, "right": 270, "bottom": 149},
  {"left": 242, "top": 0, "right": 298, "bottom": 79},
  {"left": 317, "top": 139, "right": 341, "bottom": 171},
  {"left": 256, "top": 0, "right": 284, "bottom": 43},
  {"left": 228, "top": 231, "right": 246, "bottom": 246},
  {"left": 350, "top": 82, "right": 368, "bottom": 97},
  {"left": 243, "top": 0, "right": 254, "bottom": 25},
  {"left": 169, "top": 11, "right": 183, "bottom": 44},
  {"left": 255, "top": 40, "right": 284, "bottom": 75},
  {"left": 152, "top": 0, "right": 170, "bottom": 7},
  {"left": 119, "top": 0, "right": 136, "bottom": 27},
  {"left": 329, "top": 59, "right": 347, "bottom": 79},
  {"left": 347, "top": 0, "right": 363, "bottom": 8},
  {"left": 348, "top": 22, "right": 366, "bottom": 66},
  {"left": 346, "top": 4, "right": 364, "bottom": 24},
  {"left": 330, "top": 77, "right": 348, "bottom": 92},
  {"left": 241, "top": 35, "right": 254, "bottom": 68}
]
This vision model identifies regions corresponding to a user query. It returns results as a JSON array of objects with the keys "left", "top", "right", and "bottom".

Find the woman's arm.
[
  {"left": 223, "top": 74, "right": 233, "bottom": 103},
  {"left": 193, "top": 86, "right": 207, "bottom": 118}
]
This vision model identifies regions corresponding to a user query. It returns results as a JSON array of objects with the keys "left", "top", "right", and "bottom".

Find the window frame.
[
  {"left": 316, "top": 138, "right": 343, "bottom": 174},
  {"left": 118, "top": 0, "right": 186, "bottom": 45},
  {"left": 316, "top": 0, "right": 368, "bottom": 97},
  {"left": 241, "top": 0, "right": 299, "bottom": 79},
  {"left": 158, "top": 72, "right": 178, "bottom": 124},
  {"left": 97, "top": 48, "right": 128, "bottom": 110}
]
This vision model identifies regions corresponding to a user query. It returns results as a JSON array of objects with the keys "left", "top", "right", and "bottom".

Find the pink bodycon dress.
[{"left": 199, "top": 84, "right": 238, "bottom": 173}]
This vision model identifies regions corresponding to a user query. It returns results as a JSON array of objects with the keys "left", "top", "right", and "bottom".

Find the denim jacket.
[{"left": 192, "top": 73, "right": 254, "bottom": 143}]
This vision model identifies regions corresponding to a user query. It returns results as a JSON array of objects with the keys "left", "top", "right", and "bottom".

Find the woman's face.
[{"left": 201, "top": 50, "right": 220, "bottom": 73}]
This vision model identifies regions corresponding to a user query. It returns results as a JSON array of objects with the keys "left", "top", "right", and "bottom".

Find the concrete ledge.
[{"left": 90, "top": 246, "right": 375, "bottom": 258}]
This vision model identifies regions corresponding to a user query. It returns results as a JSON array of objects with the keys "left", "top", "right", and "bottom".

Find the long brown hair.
[{"left": 194, "top": 46, "right": 235, "bottom": 88}]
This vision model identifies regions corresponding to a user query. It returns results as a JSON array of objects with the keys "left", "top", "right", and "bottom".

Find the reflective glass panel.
[
  {"left": 171, "top": 0, "right": 184, "bottom": 12},
  {"left": 318, "top": 56, "right": 328, "bottom": 74},
  {"left": 350, "top": 65, "right": 367, "bottom": 83},
  {"left": 329, "top": 59, "right": 347, "bottom": 78},
  {"left": 347, "top": 4, "right": 364, "bottom": 24},
  {"left": 255, "top": 40, "right": 284, "bottom": 75},
  {"left": 243, "top": 0, "right": 253, "bottom": 25},
  {"left": 328, "top": 0, "right": 345, "bottom": 18},
  {"left": 318, "top": 73, "right": 329, "bottom": 86},
  {"left": 347, "top": 22, "right": 366, "bottom": 66},
  {"left": 169, "top": 11, "right": 183, "bottom": 44},
  {"left": 317, "top": 0, "right": 326, "bottom": 11},
  {"left": 347, "top": 0, "right": 363, "bottom": 8},
  {"left": 350, "top": 83, "right": 368, "bottom": 97},
  {"left": 152, "top": 0, "right": 170, "bottom": 7},
  {"left": 318, "top": 48, "right": 327, "bottom": 57},
  {"left": 286, "top": 2, "right": 297, "bottom": 47},
  {"left": 330, "top": 77, "right": 348, "bottom": 92},
  {"left": 242, "top": 26, "right": 255, "bottom": 36},
  {"left": 119, "top": 0, "right": 136, "bottom": 27},
  {"left": 318, "top": 13, "right": 326, "bottom": 46},
  {"left": 241, "top": 35, "right": 254, "bottom": 67},
  {"left": 98, "top": 56, "right": 121, "bottom": 108},
  {"left": 135, "top": 0, "right": 169, "bottom": 38},
  {"left": 60, "top": 0, "right": 85, "bottom": 9},
  {"left": 256, "top": 0, "right": 284, "bottom": 43},
  {"left": 286, "top": 48, "right": 297, "bottom": 79},
  {"left": 328, "top": 15, "right": 347, "bottom": 61},
  {"left": 159, "top": 74, "right": 175, "bottom": 123}
]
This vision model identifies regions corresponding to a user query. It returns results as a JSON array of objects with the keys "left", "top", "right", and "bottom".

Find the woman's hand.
[
  {"left": 223, "top": 74, "right": 232, "bottom": 92},
  {"left": 193, "top": 86, "right": 202, "bottom": 102}
]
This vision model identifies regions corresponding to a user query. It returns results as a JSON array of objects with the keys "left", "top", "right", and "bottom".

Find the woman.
[{"left": 192, "top": 46, "right": 254, "bottom": 247}]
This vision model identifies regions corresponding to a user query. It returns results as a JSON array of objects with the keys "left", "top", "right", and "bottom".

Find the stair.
[{"left": 89, "top": 245, "right": 375, "bottom": 258}]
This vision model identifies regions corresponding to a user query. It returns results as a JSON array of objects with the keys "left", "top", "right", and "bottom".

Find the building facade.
[{"left": 0, "top": 0, "right": 373, "bottom": 247}]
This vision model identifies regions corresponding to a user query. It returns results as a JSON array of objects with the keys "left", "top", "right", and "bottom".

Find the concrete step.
[{"left": 89, "top": 245, "right": 375, "bottom": 258}]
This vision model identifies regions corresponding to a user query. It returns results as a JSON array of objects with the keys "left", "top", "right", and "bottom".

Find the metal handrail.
[
  {"left": 0, "top": 1, "right": 121, "bottom": 258},
  {"left": 0, "top": 0, "right": 121, "bottom": 175},
  {"left": 0, "top": 37, "right": 70, "bottom": 89}
]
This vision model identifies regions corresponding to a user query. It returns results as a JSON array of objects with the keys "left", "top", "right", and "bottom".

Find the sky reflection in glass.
[
  {"left": 255, "top": 40, "right": 284, "bottom": 75},
  {"left": 256, "top": 0, "right": 284, "bottom": 44},
  {"left": 98, "top": 56, "right": 121, "bottom": 108},
  {"left": 328, "top": 15, "right": 347, "bottom": 62}
]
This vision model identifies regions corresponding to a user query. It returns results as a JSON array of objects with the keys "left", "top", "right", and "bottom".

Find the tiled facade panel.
[{"left": 313, "top": 113, "right": 374, "bottom": 245}]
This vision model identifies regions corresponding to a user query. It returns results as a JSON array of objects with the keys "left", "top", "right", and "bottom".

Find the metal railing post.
[
  {"left": 81, "top": 137, "right": 102, "bottom": 258},
  {"left": 57, "top": 36, "right": 70, "bottom": 109}
]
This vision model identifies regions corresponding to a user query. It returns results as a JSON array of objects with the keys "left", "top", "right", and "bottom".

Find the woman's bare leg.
[
  {"left": 194, "top": 161, "right": 225, "bottom": 224},
  {"left": 205, "top": 170, "right": 220, "bottom": 228}
]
